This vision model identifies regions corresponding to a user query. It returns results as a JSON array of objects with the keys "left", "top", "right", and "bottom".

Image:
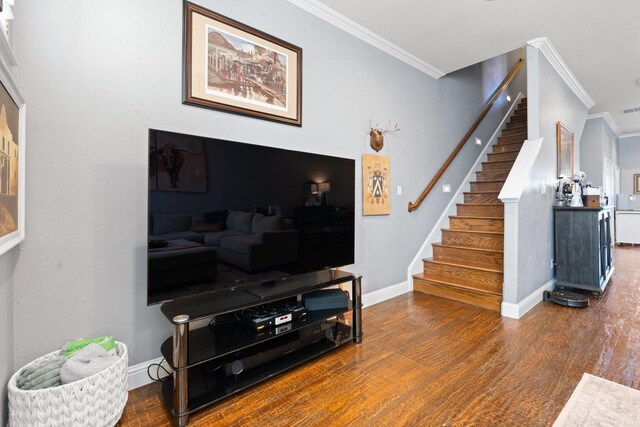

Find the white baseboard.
[
  {"left": 128, "top": 356, "right": 166, "bottom": 391},
  {"left": 362, "top": 281, "right": 409, "bottom": 307},
  {"left": 128, "top": 281, "right": 410, "bottom": 390},
  {"left": 501, "top": 278, "right": 555, "bottom": 319}
]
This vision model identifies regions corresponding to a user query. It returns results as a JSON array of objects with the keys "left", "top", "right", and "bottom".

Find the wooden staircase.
[{"left": 413, "top": 98, "right": 527, "bottom": 312}]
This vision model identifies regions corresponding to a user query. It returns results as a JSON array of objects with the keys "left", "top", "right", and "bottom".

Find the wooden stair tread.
[
  {"left": 482, "top": 160, "right": 514, "bottom": 165},
  {"left": 441, "top": 228, "right": 503, "bottom": 236},
  {"left": 423, "top": 258, "right": 503, "bottom": 274},
  {"left": 495, "top": 141, "right": 524, "bottom": 147},
  {"left": 413, "top": 274, "right": 502, "bottom": 296},
  {"left": 448, "top": 215, "right": 503, "bottom": 220},
  {"left": 463, "top": 191, "right": 500, "bottom": 195},
  {"left": 470, "top": 180, "right": 505, "bottom": 184},
  {"left": 456, "top": 203, "right": 503, "bottom": 207},
  {"left": 432, "top": 243, "right": 504, "bottom": 254}
]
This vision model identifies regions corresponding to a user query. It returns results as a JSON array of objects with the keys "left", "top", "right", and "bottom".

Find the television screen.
[{"left": 147, "top": 129, "right": 355, "bottom": 305}]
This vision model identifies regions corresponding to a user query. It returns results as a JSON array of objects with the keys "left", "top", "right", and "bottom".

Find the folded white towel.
[{"left": 60, "top": 343, "right": 120, "bottom": 384}]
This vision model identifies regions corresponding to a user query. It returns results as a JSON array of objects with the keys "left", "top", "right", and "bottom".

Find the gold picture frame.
[
  {"left": 556, "top": 121, "right": 574, "bottom": 178},
  {"left": 183, "top": 1, "right": 302, "bottom": 126},
  {"left": 634, "top": 174, "right": 640, "bottom": 194}
]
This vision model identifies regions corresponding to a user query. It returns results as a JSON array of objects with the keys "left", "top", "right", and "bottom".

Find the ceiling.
[{"left": 307, "top": 0, "right": 640, "bottom": 135}]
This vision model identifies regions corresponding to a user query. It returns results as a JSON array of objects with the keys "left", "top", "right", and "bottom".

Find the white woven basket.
[{"left": 8, "top": 342, "right": 129, "bottom": 427}]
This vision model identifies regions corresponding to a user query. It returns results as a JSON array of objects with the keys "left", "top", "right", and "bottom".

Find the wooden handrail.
[{"left": 408, "top": 58, "right": 525, "bottom": 212}]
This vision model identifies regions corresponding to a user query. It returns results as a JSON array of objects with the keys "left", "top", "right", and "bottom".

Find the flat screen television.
[{"left": 147, "top": 129, "right": 355, "bottom": 305}]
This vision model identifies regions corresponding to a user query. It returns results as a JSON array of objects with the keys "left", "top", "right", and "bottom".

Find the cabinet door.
[
  {"left": 599, "top": 215, "right": 606, "bottom": 285},
  {"left": 605, "top": 212, "right": 612, "bottom": 270}
]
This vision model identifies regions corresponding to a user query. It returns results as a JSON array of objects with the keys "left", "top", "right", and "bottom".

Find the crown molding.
[
  {"left": 285, "top": 0, "right": 445, "bottom": 79},
  {"left": 619, "top": 132, "right": 640, "bottom": 139},
  {"left": 527, "top": 37, "right": 594, "bottom": 109},
  {"left": 586, "top": 112, "right": 621, "bottom": 137}
]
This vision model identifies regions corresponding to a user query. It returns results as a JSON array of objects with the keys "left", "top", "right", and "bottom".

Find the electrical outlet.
[
  {"left": 551, "top": 258, "right": 554, "bottom": 270},
  {"left": 541, "top": 184, "right": 547, "bottom": 195}
]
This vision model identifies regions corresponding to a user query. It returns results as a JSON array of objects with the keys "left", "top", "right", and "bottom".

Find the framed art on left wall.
[
  {"left": 183, "top": 1, "right": 302, "bottom": 126},
  {"left": 0, "top": 56, "right": 25, "bottom": 256}
]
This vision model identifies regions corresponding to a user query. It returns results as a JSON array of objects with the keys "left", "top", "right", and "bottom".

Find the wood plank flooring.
[{"left": 120, "top": 246, "right": 640, "bottom": 426}]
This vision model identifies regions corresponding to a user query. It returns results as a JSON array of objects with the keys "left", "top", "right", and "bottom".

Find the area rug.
[{"left": 554, "top": 373, "right": 640, "bottom": 426}]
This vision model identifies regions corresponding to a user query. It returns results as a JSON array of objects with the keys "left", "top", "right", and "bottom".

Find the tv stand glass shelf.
[{"left": 159, "top": 270, "right": 363, "bottom": 426}]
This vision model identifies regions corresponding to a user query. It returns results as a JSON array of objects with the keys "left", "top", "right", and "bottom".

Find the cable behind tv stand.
[{"left": 159, "top": 270, "right": 363, "bottom": 426}]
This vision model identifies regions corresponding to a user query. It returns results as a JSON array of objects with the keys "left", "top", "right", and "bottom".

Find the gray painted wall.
[
  {"left": 580, "top": 117, "right": 619, "bottom": 189},
  {"left": 619, "top": 135, "right": 640, "bottom": 195},
  {"left": 10, "top": 0, "right": 488, "bottom": 369},
  {"left": 0, "top": 249, "right": 16, "bottom": 426},
  {"left": 580, "top": 119, "right": 603, "bottom": 185},
  {"left": 511, "top": 45, "right": 589, "bottom": 302}
]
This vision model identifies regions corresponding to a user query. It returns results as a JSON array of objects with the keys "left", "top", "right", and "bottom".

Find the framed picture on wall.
[
  {"left": 363, "top": 154, "right": 390, "bottom": 215},
  {"left": 556, "top": 122, "right": 574, "bottom": 178},
  {"left": 183, "top": 1, "right": 302, "bottom": 126},
  {"left": 634, "top": 174, "right": 640, "bottom": 194},
  {"left": 0, "top": 53, "right": 25, "bottom": 256}
]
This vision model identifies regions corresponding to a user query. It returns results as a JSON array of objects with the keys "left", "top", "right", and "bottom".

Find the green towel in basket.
[
  {"left": 64, "top": 335, "right": 116, "bottom": 358},
  {"left": 16, "top": 355, "right": 65, "bottom": 390}
]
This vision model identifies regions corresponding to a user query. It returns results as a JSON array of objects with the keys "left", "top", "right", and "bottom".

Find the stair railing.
[{"left": 408, "top": 58, "right": 525, "bottom": 212}]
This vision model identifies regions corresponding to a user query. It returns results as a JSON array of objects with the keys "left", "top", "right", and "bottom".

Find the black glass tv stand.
[{"left": 159, "top": 270, "right": 363, "bottom": 426}]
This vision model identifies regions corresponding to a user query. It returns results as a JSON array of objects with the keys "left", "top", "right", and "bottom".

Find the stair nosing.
[
  {"left": 456, "top": 203, "right": 503, "bottom": 207},
  {"left": 490, "top": 147, "right": 522, "bottom": 153},
  {"left": 495, "top": 140, "right": 525, "bottom": 146},
  {"left": 463, "top": 191, "right": 500, "bottom": 195},
  {"left": 470, "top": 180, "right": 505, "bottom": 184},
  {"left": 412, "top": 274, "right": 502, "bottom": 296},
  {"left": 441, "top": 228, "right": 504, "bottom": 236},
  {"left": 482, "top": 160, "right": 515, "bottom": 165},
  {"left": 424, "top": 258, "right": 503, "bottom": 274},
  {"left": 431, "top": 243, "right": 504, "bottom": 254},
  {"left": 448, "top": 215, "right": 504, "bottom": 220}
]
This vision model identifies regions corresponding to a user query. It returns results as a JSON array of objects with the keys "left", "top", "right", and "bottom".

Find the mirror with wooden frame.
[{"left": 556, "top": 122, "right": 574, "bottom": 178}]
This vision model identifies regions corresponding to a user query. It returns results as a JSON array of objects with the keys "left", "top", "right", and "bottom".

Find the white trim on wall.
[
  {"left": 362, "top": 281, "right": 410, "bottom": 307},
  {"left": 527, "top": 37, "right": 594, "bottom": 109},
  {"left": 587, "top": 112, "right": 621, "bottom": 137},
  {"left": 285, "top": 0, "right": 444, "bottom": 79},
  {"left": 619, "top": 132, "right": 640, "bottom": 139},
  {"left": 501, "top": 278, "right": 555, "bottom": 319}
]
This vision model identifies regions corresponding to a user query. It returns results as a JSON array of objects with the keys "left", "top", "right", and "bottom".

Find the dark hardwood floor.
[{"left": 120, "top": 246, "right": 640, "bottom": 426}]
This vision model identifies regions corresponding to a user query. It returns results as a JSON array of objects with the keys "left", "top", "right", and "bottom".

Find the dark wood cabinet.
[{"left": 554, "top": 206, "right": 613, "bottom": 293}]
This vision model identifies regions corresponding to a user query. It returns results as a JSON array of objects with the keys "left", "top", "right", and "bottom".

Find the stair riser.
[
  {"left": 502, "top": 128, "right": 527, "bottom": 137},
  {"left": 492, "top": 143, "right": 523, "bottom": 153},
  {"left": 422, "top": 261, "right": 503, "bottom": 293},
  {"left": 441, "top": 230, "right": 504, "bottom": 251},
  {"left": 505, "top": 122, "right": 527, "bottom": 131},
  {"left": 449, "top": 217, "right": 504, "bottom": 232},
  {"left": 487, "top": 151, "right": 519, "bottom": 162},
  {"left": 498, "top": 134, "right": 527, "bottom": 143},
  {"left": 483, "top": 161, "right": 514, "bottom": 172},
  {"left": 413, "top": 278, "right": 502, "bottom": 312},
  {"left": 509, "top": 115, "right": 527, "bottom": 123},
  {"left": 433, "top": 245, "right": 504, "bottom": 270},
  {"left": 457, "top": 204, "right": 504, "bottom": 217},
  {"left": 470, "top": 181, "right": 504, "bottom": 192},
  {"left": 464, "top": 193, "right": 500, "bottom": 204},
  {"left": 477, "top": 170, "right": 510, "bottom": 181}
]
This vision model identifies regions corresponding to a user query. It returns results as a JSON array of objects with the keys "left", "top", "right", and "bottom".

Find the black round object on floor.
[{"left": 543, "top": 289, "right": 590, "bottom": 308}]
